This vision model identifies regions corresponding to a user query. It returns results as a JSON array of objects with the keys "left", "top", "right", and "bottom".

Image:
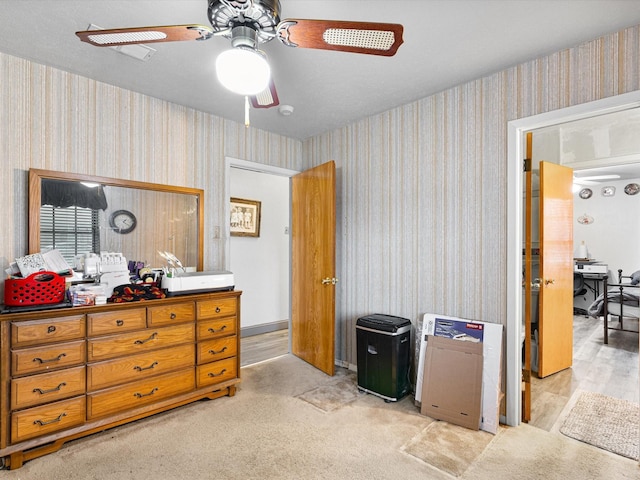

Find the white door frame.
[
  {"left": 225, "top": 156, "right": 299, "bottom": 350},
  {"left": 505, "top": 90, "right": 640, "bottom": 426},
  {"left": 224, "top": 157, "right": 299, "bottom": 267}
]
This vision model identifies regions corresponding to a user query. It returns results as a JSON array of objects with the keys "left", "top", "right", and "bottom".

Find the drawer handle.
[
  {"left": 134, "top": 361, "right": 159, "bottom": 372},
  {"left": 33, "top": 353, "right": 66, "bottom": 364},
  {"left": 208, "top": 369, "right": 227, "bottom": 378},
  {"left": 33, "top": 382, "right": 67, "bottom": 395},
  {"left": 134, "top": 387, "right": 158, "bottom": 398},
  {"left": 208, "top": 346, "right": 228, "bottom": 355},
  {"left": 47, "top": 325, "right": 56, "bottom": 334},
  {"left": 208, "top": 325, "right": 227, "bottom": 333},
  {"left": 116, "top": 319, "right": 124, "bottom": 326},
  {"left": 34, "top": 412, "right": 67, "bottom": 426},
  {"left": 134, "top": 332, "right": 158, "bottom": 345},
  {"left": 170, "top": 313, "right": 177, "bottom": 319},
  {"left": 215, "top": 307, "right": 221, "bottom": 313}
]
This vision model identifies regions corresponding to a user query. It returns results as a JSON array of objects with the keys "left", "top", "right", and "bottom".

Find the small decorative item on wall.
[
  {"left": 578, "top": 188, "right": 593, "bottom": 199},
  {"left": 577, "top": 214, "right": 594, "bottom": 225},
  {"left": 601, "top": 186, "right": 616, "bottom": 197},
  {"left": 624, "top": 183, "right": 639, "bottom": 195},
  {"left": 230, "top": 197, "right": 261, "bottom": 237}
]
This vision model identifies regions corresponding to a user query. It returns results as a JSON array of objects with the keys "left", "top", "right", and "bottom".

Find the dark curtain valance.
[{"left": 41, "top": 179, "right": 108, "bottom": 210}]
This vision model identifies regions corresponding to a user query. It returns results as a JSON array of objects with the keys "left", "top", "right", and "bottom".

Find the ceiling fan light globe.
[{"left": 216, "top": 48, "right": 271, "bottom": 96}]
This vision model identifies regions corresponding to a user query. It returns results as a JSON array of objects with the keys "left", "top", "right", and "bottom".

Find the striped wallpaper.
[
  {"left": 0, "top": 54, "right": 303, "bottom": 279},
  {"left": 302, "top": 25, "right": 640, "bottom": 365},
  {"left": 1, "top": 24, "right": 639, "bottom": 377}
]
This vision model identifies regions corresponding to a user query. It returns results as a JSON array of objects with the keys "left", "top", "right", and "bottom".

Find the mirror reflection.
[{"left": 29, "top": 169, "right": 204, "bottom": 274}]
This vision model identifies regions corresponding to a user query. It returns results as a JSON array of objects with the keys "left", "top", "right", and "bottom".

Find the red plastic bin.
[{"left": 4, "top": 271, "right": 66, "bottom": 306}]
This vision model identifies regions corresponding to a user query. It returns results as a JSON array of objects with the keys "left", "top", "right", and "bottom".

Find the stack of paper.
[{"left": 14, "top": 250, "right": 72, "bottom": 277}]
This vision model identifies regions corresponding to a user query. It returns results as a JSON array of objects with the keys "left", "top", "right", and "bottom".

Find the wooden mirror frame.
[{"left": 28, "top": 169, "right": 204, "bottom": 271}]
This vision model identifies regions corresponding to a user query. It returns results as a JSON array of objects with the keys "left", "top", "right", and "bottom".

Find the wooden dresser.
[{"left": 0, "top": 290, "right": 241, "bottom": 469}]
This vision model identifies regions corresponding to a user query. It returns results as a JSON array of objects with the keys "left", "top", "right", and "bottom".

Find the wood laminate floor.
[
  {"left": 529, "top": 314, "right": 639, "bottom": 431},
  {"left": 241, "top": 329, "right": 289, "bottom": 367}
]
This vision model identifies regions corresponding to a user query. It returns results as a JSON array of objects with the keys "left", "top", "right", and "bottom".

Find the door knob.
[
  {"left": 531, "top": 278, "right": 542, "bottom": 289},
  {"left": 321, "top": 277, "right": 339, "bottom": 285},
  {"left": 544, "top": 278, "right": 555, "bottom": 286}
]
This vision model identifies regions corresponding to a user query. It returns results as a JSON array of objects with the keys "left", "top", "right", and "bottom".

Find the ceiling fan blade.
[
  {"left": 76, "top": 25, "right": 215, "bottom": 47},
  {"left": 277, "top": 19, "right": 403, "bottom": 57},
  {"left": 250, "top": 78, "right": 279, "bottom": 109}
]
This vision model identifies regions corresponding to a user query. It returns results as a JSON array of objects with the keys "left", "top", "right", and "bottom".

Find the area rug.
[
  {"left": 559, "top": 390, "right": 639, "bottom": 460},
  {"left": 401, "top": 421, "right": 496, "bottom": 477},
  {"left": 295, "top": 371, "right": 360, "bottom": 412}
]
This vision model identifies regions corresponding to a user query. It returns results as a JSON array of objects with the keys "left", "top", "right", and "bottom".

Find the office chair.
[{"left": 573, "top": 272, "right": 588, "bottom": 316}]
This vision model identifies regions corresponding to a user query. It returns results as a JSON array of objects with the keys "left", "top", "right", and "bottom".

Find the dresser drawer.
[
  {"left": 11, "top": 366, "right": 86, "bottom": 410},
  {"left": 87, "top": 323, "right": 195, "bottom": 362},
  {"left": 11, "top": 396, "right": 86, "bottom": 443},
  {"left": 12, "top": 340, "right": 86, "bottom": 376},
  {"left": 87, "top": 308, "right": 146, "bottom": 336},
  {"left": 197, "top": 317, "right": 236, "bottom": 340},
  {"left": 87, "top": 368, "right": 195, "bottom": 419},
  {"left": 11, "top": 315, "right": 85, "bottom": 348},
  {"left": 196, "top": 357, "right": 237, "bottom": 388},
  {"left": 197, "top": 336, "right": 237, "bottom": 364},
  {"left": 147, "top": 302, "right": 195, "bottom": 326},
  {"left": 87, "top": 344, "right": 195, "bottom": 391},
  {"left": 197, "top": 298, "right": 237, "bottom": 320}
]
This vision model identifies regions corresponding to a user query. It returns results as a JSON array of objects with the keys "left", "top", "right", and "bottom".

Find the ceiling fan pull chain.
[{"left": 245, "top": 95, "right": 250, "bottom": 128}]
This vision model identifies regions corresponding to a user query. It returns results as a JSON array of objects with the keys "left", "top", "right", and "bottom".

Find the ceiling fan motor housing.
[
  {"left": 208, "top": 0, "right": 281, "bottom": 45},
  {"left": 230, "top": 25, "right": 259, "bottom": 49}
]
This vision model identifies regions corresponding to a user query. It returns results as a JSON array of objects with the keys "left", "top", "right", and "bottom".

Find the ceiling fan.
[{"left": 75, "top": 0, "right": 404, "bottom": 113}]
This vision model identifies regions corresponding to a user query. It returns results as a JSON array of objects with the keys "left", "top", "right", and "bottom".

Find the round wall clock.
[
  {"left": 578, "top": 188, "right": 592, "bottom": 199},
  {"left": 601, "top": 186, "right": 616, "bottom": 197},
  {"left": 624, "top": 183, "right": 639, "bottom": 195},
  {"left": 109, "top": 209, "right": 137, "bottom": 234}
]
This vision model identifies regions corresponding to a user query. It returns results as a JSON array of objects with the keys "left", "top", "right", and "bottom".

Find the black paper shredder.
[{"left": 356, "top": 314, "right": 411, "bottom": 402}]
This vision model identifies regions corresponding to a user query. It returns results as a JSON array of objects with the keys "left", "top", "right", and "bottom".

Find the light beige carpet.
[
  {"left": 559, "top": 390, "right": 639, "bottom": 460},
  {"left": 402, "top": 421, "right": 495, "bottom": 477},
  {"left": 463, "top": 423, "right": 639, "bottom": 480},
  {"left": 296, "top": 370, "right": 360, "bottom": 412},
  {"left": 2, "top": 355, "right": 639, "bottom": 479}
]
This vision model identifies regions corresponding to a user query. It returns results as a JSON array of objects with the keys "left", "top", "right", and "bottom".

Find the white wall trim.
[
  {"left": 335, "top": 359, "right": 357, "bottom": 372},
  {"left": 505, "top": 90, "right": 640, "bottom": 427},
  {"left": 225, "top": 157, "right": 300, "bottom": 177}
]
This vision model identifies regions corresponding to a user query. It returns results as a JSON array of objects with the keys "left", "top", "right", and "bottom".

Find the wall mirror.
[{"left": 29, "top": 169, "right": 204, "bottom": 272}]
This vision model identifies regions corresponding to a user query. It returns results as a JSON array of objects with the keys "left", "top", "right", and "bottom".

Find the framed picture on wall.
[{"left": 230, "top": 197, "right": 261, "bottom": 237}]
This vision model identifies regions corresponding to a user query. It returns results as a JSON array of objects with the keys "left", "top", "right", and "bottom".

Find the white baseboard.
[{"left": 335, "top": 359, "right": 357, "bottom": 371}]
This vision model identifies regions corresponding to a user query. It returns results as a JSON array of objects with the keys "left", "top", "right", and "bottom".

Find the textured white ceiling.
[
  {"left": 1, "top": 1, "right": 640, "bottom": 140},
  {"left": 533, "top": 108, "right": 640, "bottom": 182}
]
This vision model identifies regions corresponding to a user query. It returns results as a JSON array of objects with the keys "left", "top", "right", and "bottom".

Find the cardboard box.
[
  {"left": 420, "top": 335, "right": 483, "bottom": 430},
  {"left": 416, "top": 313, "right": 503, "bottom": 434}
]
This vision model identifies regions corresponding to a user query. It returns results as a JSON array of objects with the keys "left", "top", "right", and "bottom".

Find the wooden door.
[
  {"left": 537, "top": 161, "right": 574, "bottom": 378},
  {"left": 291, "top": 161, "right": 336, "bottom": 376}
]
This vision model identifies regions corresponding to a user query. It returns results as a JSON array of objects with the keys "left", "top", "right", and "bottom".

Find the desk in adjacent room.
[
  {"left": 574, "top": 261, "right": 608, "bottom": 300},
  {"left": 582, "top": 273, "right": 606, "bottom": 299}
]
